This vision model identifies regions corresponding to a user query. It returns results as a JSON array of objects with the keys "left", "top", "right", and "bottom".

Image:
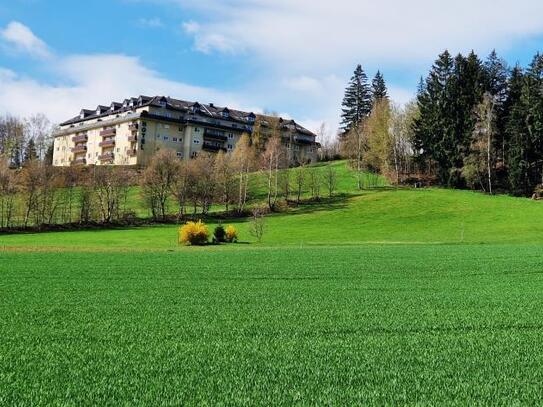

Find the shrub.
[
  {"left": 225, "top": 225, "right": 238, "bottom": 243},
  {"left": 178, "top": 220, "right": 209, "bottom": 246},
  {"left": 213, "top": 225, "right": 226, "bottom": 243}
]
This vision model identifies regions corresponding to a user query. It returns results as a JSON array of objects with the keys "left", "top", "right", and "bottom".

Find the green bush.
[{"left": 213, "top": 225, "right": 226, "bottom": 243}]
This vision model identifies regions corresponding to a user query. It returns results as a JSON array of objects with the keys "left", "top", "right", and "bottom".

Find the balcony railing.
[
  {"left": 127, "top": 135, "right": 137, "bottom": 143},
  {"left": 71, "top": 157, "right": 86, "bottom": 166},
  {"left": 71, "top": 145, "right": 87, "bottom": 153},
  {"left": 98, "top": 152, "right": 115, "bottom": 162},
  {"left": 127, "top": 149, "right": 137, "bottom": 157},
  {"left": 72, "top": 134, "right": 88, "bottom": 143},
  {"left": 204, "top": 128, "right": 227, "bottom": 141},
  {"left": 128, "top": 122, "right": 139, "bottom": 131},
  {"left": 100, "top": 128, "right": 116, "bottom": 137},
  {"left": 294, "top": 135, "right": 315, "bottom": 145},
  {"left": 202, "top": 141, "right": 226, "bottom": 152},
  {"left": 99, "top": 139, "right": 116, "bottom": 148}
]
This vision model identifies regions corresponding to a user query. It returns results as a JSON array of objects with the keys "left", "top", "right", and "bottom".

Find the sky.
[{"left": 1, "top": 0, "right": 543, "bottom": 135}]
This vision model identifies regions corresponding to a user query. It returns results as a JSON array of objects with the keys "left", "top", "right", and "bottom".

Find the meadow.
[{"left": 2, "top": 162, "right": 543, "bottom": 404}]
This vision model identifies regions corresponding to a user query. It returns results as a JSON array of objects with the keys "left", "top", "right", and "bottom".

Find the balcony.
[
  {"left": 98, "top": 152, "right": 115, "bottom": 162},
  {"left": 99, "top": 139, "right": 116, "bottom": 148},
  {"left": 204, "top": 128, "right": 227, "bottom": 142},
  {"left": 127, "top": 149, "right": 137, "bottom": 157},
  {"left": 294, "top": 135, "right": 315, "bottom": 145},
  {"left": 71, "top": 145, "right": 87, "bottom": 153},
  {"left": 100, "top": 128, "right": 116, "bottom": 137},
  {"left": 127, "top": 135, "right": 137, "bottom": 143},
  {"left": 72, "top": 134, "right": 88, "bottom": 143},
  {"left": 202, "top": 141, "right": 226, "bottom": 152},
  {"left": 71, "top": 157, "right": 86, "bottom": 166},
  {"left": 128, "top": 122, "right": 139, "bottom": 131}
]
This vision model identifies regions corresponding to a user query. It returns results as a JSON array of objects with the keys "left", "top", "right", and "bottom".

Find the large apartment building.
[{"left": 52, "top": 95, "right": 319, "bottom": 167}]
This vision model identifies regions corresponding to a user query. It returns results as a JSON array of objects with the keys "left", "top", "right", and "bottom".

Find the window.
[
  {"left": 227, "top": 144, "right": 233, "bottom": 150},
  {"left": 173, "top": 137, "right": 178, "bottom": 142},
  {"left": 178, "top": 138, "right": 183, "bottom": 143},
  {"left": 228, "top": 133, "right": 234, "bottom": 139},
  {"left": 193, "top": 139, "right": 200, "bottom": 144},
  {"left": 191, "top": 151, "right": 198, "bottom": 158},
  {"left": 176, "top": 152, "right": 183, "bottom": 158},
  {"left": 163, "top": 136, "right": 169, "bottom": 141},
  {"left": 116, "top": 148, "right": 120, "bottom": 153},
  {"left": 178, "top": 127, "right": 183, "bottom": 132},
  {"left": 194, "top": 127, "right": 200, "bottom": 132}
]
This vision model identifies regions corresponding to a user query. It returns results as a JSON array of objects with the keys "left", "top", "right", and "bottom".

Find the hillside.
[{"left": 3, "top": 161, "right": 543, "bottom": 250}]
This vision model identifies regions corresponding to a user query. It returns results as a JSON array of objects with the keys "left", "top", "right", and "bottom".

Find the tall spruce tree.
[
  {"left": 483, "top": 50, "right": 509, "bottom": 174},
  {"left": 371, "top": 71, "right": 388, "bottom": 104},
  {"left": 450, "top": 51, "right": 485, "bottom": 186},
  {"left": 413, "top": 50, "right": 456, "bottom": 185},
  {"left": 504, "top": 65, "right": 529, "bottom": 195},
  {"left": 340, "top": 64, "right": 372, "bottom": 132},
  {"left": 23, "top": 138, "right": 38, "bottom": 164},
  {"left": 523, "top": 53, "right": 543, "bottom": 189}
]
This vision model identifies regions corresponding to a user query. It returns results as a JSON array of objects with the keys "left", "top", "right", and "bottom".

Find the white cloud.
[
  {"left": 177, "top": 0, "right": 543, "bottom": 70},
  {"left": 0, "top": 54, "right": 254, "bottom": 124},
  {"left": 0, "top": 21, "right": 51, "bottom": 59},
  {"left": 137, "top": 17, "right": 164, "bottom": 28}
]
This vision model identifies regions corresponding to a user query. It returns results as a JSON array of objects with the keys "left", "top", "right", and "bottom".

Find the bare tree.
[
  {"left": 307, "top": 166, "right": 322, "bottom": 200},
  {"left": 232, "top": 133, "right": 256, "bottom": 213},
  {"left": 249, "top": 207, "right": 266, "bottom": 243},
  {"left": 325, "top": 164, "right": 337, "bottom": 197},
  {"left": 93, "top": 166, "right": 133, "bottom": 223},
  {"left": 0, "top": 156, "right": 17, "bottom": 229},
  {"left": 294, "top": 162, "right": 306, "bottom": 204},
  {"left": 25, "top": 114, "right": 53, "bottom": 160},
  {"left": 261, "top": 120, "right": 284, "bottom": 211},
  {"left": 141, "top": 149, "right": 181, "bottom": 220},
  {"left": 214, "top": 151, "right": 237, "bottom": 212},
  {"left": 341, "top": 120, "right": 366, "bottom": 189}
]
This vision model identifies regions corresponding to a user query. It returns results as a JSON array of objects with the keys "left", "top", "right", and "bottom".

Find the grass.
[
  {"left": 2, "top": 245, "right": 543, "bottom": 404},
  {"left": 2, "top": 161, "right": 543, "bottom": 404}
]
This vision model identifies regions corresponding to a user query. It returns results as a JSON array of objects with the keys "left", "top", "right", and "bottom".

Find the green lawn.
[{"left": 2, "top": 162, "right": 543, "bottom": 404}]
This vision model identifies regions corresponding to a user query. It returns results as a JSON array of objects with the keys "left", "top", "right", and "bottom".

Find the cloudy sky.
[{"left": 1, "top": 0, "right": 543, "bottom": 133}]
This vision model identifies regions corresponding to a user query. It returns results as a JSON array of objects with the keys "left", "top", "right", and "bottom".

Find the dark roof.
[{"left": 60, "top": 95, "right": 316, "bottom": 137}]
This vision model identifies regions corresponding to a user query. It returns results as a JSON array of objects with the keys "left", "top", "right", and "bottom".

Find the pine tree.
[
  {"left": 483, "top": 50, "right": 509, "bottom": 175},
  {"left": 340, "top": 64, "right": 372, "bottom": 132},
  {"left": 23, "top": 137, "right": 38, "bottom": 164},
  {"left": 522, "top": 53, "right": 543, "bottom": 189},
  {"left": 504, "top": 66, "right": 528, "bottom": 194},
  {"left": 413, "top": 50, "right": 456, "bottom": 184},
  {"left": 371, "top": 71, "right": 388, "bottom": 104}
]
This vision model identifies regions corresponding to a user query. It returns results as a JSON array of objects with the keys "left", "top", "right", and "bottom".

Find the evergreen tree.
[
  {"left": 371, "top": 70, "right": 388, "bottom": 104},
  {"left": 340, "top": 64, "right": 372, "bottom": 132},
  {"left": 413, "top": 50, "right": 456, "bottom": 185},
  {"left": 483, "top": 50, "right": 509, "bottom": 175},
  {"left": 504, "top": 66, "right": 529, "bottom": 194},
  {"left": 23, "top": 137, "right": 38, "bottom": 164},
  {"left": 450, "top": 51, "right": 484, "bottom": 186},
  {"left": 522, "top": 53, "right": 543, "bottom": 189}
]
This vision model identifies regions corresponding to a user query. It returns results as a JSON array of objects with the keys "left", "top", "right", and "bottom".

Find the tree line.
[
  {"left": 0, "top": 120, "right": 338, "bottom": 231},
  {"left": 340, "top": 50, "right": 543, "bottom": 197}
]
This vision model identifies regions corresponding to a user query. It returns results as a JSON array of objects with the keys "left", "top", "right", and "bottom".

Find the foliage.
[
  {"left": 178, "top": 220, "right": 209, "bottom": 246},
  {"left": 340, "top": 64, "right": 372, "bottom": 132},
  {"left": 225, "top": 225, "right": 238, "bottom": 243},
  {"left": 213, "top": 224, "right": 226, "bottom": 243},
  {"left": 249, "top": 207, "right": 266, "bottom": 243}
]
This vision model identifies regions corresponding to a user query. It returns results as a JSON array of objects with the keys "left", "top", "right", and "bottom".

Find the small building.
[{"left": 52, "top": 95, "right": 318, "bottom": 167}]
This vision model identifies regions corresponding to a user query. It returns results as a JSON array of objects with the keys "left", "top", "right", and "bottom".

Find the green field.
[{"left": 2, "top": 162, "right": 543, "bottom": 404}]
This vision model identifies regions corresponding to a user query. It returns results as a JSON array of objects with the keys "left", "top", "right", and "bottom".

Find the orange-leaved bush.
[
  {"left": 178, "top": 220, "right": 209, "bottom": 246},
  {"left": 225, "top": 225, "right": 238, "bottom": 243}
]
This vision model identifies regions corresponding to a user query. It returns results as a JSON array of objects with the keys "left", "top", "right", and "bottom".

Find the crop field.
[
  {"left": 2, "top": 162, "right": 543, "bottom": 404},
  {"left": 2, "top": 245, "right": 543, "bottom": 404}
]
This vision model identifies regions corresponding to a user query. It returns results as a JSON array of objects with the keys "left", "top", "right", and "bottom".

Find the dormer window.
[
  {"left": 222, "top": 109, "right": 229, "bottom": 118},
  {"left": 248, "top": 115, "right": 255, "bottom": 123}
]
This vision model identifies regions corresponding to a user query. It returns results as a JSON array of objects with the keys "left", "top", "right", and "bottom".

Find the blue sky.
[{"left": 1, "top": 0, "right": 543, "bottom": 134}]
